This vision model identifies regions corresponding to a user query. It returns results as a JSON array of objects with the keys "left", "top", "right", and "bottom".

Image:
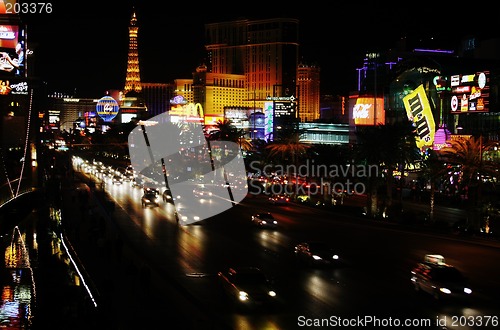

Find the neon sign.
[{"left": 96, "top": 96, "right": 119, "bottom": 122}]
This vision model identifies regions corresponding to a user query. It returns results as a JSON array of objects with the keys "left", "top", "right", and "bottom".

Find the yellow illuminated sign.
[
  {"left": 169, "top": 102, "right": 204, "bottom": 118},
  {"left": 403, "top": 84, "right": 435, "bottom": 150}
]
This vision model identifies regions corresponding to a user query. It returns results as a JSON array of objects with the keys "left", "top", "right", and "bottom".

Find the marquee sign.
[{"left": 449, "top": 71, "right": 489, "bottom": 114}]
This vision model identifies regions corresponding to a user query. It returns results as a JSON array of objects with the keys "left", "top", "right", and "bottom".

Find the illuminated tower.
[{"left": 124, "top": 9, "right": 142, "bottom": 94}]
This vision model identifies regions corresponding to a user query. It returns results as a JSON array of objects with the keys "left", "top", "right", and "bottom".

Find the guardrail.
[{"left": 0, "top": 178, "right": 36, "bottom": 208}]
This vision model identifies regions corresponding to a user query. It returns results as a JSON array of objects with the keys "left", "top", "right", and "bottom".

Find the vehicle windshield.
[
  {"left": 309, "top": 242, "right": 330, "bottom": 251},
  {"left": 234, "top": 273, "right": 267, "bottom": 285},
  {"left": 432, "top": 267, "right": 465, "bottom": 282}
]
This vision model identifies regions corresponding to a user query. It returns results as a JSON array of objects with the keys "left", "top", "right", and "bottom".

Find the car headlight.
[
  {"left": 440, "top": 288, "right": 451, "bottom": 294},
  {"left": 238, "top": 291, "right": 249, "bottom": 301},
  {"left": 332, "top": 255, "right": 339, "bottom": 260},
  {"left": 312, "top": 255, "right": 322, "bottom": 260},
  {"left": 268, "top": 290, "right": 276, "bottom": 297},
  {"left": 262, "top": 221, "right": 267, "bottom": 224},
  {"left": 464, "top": 288, "right": 472, "bottom": 294},
  {"left": 273, "top": 221, "right": 277, "bottom": 224}
]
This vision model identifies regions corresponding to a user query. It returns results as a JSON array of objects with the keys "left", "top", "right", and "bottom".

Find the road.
[{"left": 96, "top": 169, "right": 500, "bottom": 330}]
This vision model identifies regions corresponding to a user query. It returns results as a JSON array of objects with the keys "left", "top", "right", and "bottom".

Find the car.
[
  {"left": 162, "top": 188, "right": 174, "bottom": 204},
  {"left": 141, "top": 191, "right": 159, "bottom": 208},
  {"left": 294, "top": 241, "right": 341, "bottom": 267},
  {"left": 217, "top": 266, "right": 277, "bottom": 307},
  {"left": 193, "top": 185, "right": 213, "bottom": 198},
  {"left": 112, "top": 174, "right": 124, "bottom": 184},
  {"left": 269, "top": 194, "right": 290, "bottom": 205},
  {"left": 411, "top": 254, "right": 473, "bottom": 301},
  {"left": 130, "top": 177, "right": 142, "bottom": 188},
  {"left": 251, "top": 212, "right": 278, "bottom": 229},
  {"left": 143, "top": 186, "right": 160, "bottom": 195},
  {"left": 122, "top": 171, "right": 134, "bottom": 181},
  {"left": 174, "top": 206, "right": 201, "bottom": 225}
]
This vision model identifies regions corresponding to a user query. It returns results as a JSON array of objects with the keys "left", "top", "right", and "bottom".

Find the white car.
[{"left": 411, "top": 254, "right": 473, "bottom": 301}]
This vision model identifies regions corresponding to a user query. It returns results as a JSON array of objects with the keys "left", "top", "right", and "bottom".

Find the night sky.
[{"left": 19, "top": 1, "right": 499, "bottom": 98}]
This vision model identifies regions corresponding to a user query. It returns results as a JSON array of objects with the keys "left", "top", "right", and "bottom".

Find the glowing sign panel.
[
  {"left": 449, "top": 71, "right": 489, "bottom": 114},
  {"left": 264, "top": 102, "right": 273, "bottom": 141},
  {"left": 403, "top": 84, "right": 435, "bottom": 150},
  {"left": 352, "top": 97, "right": 385, "bottom": 125},
  {"left": 96, "top": 96, "right": 119, "bottom": 122}
]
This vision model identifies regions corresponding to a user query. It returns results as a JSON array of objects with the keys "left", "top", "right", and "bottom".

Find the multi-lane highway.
[{"left": 99, "top": 169, "right": 500, "bottom": 330}]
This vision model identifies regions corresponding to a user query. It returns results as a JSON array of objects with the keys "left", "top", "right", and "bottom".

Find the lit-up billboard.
[
  {"left": 449, "top": 71, "right": 489, "bottom": 114},
  {"left": 264, "top": 102, "right": 273, "bottom": 141},
  {"left": 352, "top": 97, "right": 385, "bottom": 125},
  {"left": 403, "top": 84, "right": 435, "bottom": 150},
  {"left": 0, "top": 77, "right": 27, "bottom": 95},
  {"left": 96, "top": 96, "right": 119, "bottom": 122},
  {"left": 0, "top": 23, "right": 25, "bottom": 77},
  {"left": 0, "top": 0, "right": 18, "bottom": 14}
]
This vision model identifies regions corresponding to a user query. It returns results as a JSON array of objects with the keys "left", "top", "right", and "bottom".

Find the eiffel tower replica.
[
  {"left": 124, "top": 8, "right": 142, "bottom": 94},
  {"left": 120, "top": 8, "right": 147, "bottom": 119}
]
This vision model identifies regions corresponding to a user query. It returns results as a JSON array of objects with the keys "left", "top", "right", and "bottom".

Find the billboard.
[
  {"left": 0, "top": 0, "right": 17, "bottom": 14},
  {"left": 352, "top": 97, "right": 385, "bottom": 125},
  {"left": 264, "top": 102, "right": 273, "bottom": 141},
  {"left": 449, "top": 71, "right": 489, "bottom": 114},
  {"left": 0, "top": 77, "right": 27, "bottom": 95},
  {"left": 0, "top": 23, "right": 25, "bottom": 77},
  {"left": 96, "top": 96, "right": 119, "bottom": 122},
  {"left": 403, "top": 84, "right": 436, "bottom": 150}
]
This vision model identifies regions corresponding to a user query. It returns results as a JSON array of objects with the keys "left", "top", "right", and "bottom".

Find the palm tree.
[
  {"left": 355, "top": 121, "right": 419, "bottom": 218},
  {"left": 210, "top": 119, "right": 243, "bottom": 142},
  {"left": 265, "top": 128, "right": 310, "bottom": 187},
  {"left": 419, "top": 148, "right": 449, "bottom": 222},
  {"left": 439, "top": 136, "right": 499, "bottom": 206}
]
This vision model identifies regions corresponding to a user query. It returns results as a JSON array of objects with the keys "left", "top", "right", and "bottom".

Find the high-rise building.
[
  {"left": 297, "top": 63, "right": 320, "bottom": 122},
  {"left": 123, "top": 9, "right": 142, "bottom": 94},
  {"left": 141, "top": 82, "right": 172, "bottom": 116},
  {"left": 173, "top": 78, "right": 194, "bottom": 105},
  {"left": 192, "top": 64, "right": 247, "bottom": 125},
  {"left": 204, "top": 18, "right": 300, "bottom": 112}
]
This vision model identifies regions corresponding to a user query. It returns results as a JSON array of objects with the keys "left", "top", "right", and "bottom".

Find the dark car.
[
  {"left": 294, "top": 241, "right": 341, "bottom": 267},
  {"left": 112, "top": 174, "right": 124, "bottom": 185},
  {"left": 251, "top": 212, "right": 278, "bottom": 229},
  {"left": 217, "top": 266, "right": 277, "bottom": 307},
  {"left": 162, "top": 188, "right": 174, "bottom": 204},
  {"left": 411, "top": 254, "right": 472, "bottom": 301},
  {"left": 141, "top": 191, "right": 159, "bottom": 208},
  {"left": 143, "top": 186, "right": 160, "bottom": 195},
  {"left": 130, "top": 177, "right": 142, "bottom": 188}
]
